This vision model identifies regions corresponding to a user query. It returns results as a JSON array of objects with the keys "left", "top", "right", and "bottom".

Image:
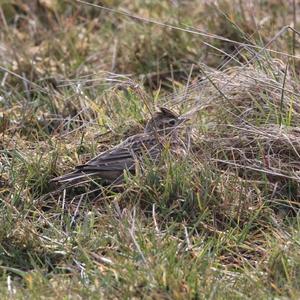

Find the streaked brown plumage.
[{"left": 51, "top": 107, "right": 187, "bottom": 185}]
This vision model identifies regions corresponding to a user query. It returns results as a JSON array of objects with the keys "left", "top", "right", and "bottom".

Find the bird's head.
[{"left": 144, "top": 107, "right": 187, "bottom": 134}]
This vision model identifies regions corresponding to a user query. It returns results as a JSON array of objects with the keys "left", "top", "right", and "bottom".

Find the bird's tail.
[{"left": 50, "top": 170, "right": 99, "bottom": 184}]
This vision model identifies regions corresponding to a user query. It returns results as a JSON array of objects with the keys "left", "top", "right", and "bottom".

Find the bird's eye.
[{"left": 168, "top": 119, "right": 176, "bottom": 126}]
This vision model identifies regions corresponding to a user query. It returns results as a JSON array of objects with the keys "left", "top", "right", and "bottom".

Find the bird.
[{"left": 51, "top": 107, "right": 188, "bottom": 186}]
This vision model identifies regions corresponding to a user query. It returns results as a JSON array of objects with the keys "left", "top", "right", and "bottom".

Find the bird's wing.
[
  {"left": 51, "top": 133, "right": 162, "bottom": 184},
  {"left": 76, "top": 133, "right": 161, "bottom": 172}
]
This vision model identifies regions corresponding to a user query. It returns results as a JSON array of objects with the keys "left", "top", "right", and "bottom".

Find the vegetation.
[{"left": 0, "top": 0, "right": 300, "bottom": 298}]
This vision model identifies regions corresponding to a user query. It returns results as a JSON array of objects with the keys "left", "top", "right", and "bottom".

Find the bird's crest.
[{"left": 158, "top": 107, "right": 179, "bottom": 118}]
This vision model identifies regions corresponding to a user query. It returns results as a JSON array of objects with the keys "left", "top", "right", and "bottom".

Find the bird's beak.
[{"left": 178, "top": 115, "right": 190, "bottom": 124}]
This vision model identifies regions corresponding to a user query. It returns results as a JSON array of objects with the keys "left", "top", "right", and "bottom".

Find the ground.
[{"left": 0, "top": 0, "right": 300, "bottom": 299}]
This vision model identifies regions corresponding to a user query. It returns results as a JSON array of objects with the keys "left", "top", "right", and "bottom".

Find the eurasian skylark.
[{"left": 51, "top": 107, "right": 188, "bottom": 185}]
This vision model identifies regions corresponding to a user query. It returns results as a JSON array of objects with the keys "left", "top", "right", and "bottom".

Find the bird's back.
[{"left": 51, "top": 132, "right": 163, "bottom": 184}]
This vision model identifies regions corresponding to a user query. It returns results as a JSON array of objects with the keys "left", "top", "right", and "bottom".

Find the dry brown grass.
[{"left": 1, "top": 0, "right": 300, "bottom": 299}]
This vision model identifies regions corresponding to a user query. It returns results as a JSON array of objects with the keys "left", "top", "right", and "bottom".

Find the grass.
[{"left": 1, "top": 0, "right": 300, "bottom": 299}]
